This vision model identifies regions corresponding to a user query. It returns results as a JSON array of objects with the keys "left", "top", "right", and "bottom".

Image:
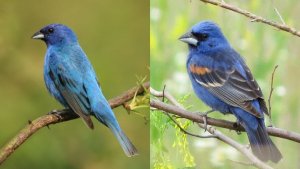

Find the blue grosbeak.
[
  {"left": 179, "top": 21, "right": 282, "bottom": 162},
  {"left": 32, "top": 24, "right": 138, "bottom": 157}
]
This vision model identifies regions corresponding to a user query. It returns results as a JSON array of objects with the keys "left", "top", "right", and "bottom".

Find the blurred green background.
[
  {"left": 151, "top": 0, "right": 300, "bottom": 169},
  {"left": 0, "top": 0, "right": 149, "bottom": 169}
]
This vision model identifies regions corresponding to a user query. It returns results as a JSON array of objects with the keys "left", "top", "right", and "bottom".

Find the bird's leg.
[{"left": 196, "top": 109, "right": 215, "bottom": 132}]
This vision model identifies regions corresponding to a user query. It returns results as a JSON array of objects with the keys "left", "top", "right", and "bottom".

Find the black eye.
[
  {"left": 48, "top": 28, "right": 54, "bottom": 33},
  {"left": 193, "top": 33, "right": 208, "bottom": 41}
]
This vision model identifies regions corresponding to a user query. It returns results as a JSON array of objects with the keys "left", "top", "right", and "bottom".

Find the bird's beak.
[
  {"left": 179, "top": 31, "right": 198, "bottom": 46},
  {"left": 31, "top": 31, "right": 45, "bottom": 39}
]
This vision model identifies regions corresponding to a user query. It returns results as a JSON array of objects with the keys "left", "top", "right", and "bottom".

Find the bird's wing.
[
  {"left": 189, "top": 61, "right": 268, "bottom": 118},
  {"left": 48, "top": 64, "right": 94, "bottom": 129}
]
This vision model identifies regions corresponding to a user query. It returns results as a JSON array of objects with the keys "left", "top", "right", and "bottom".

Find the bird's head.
[
  {"left": 179, "top": 21, "right": 230, "bottom": 52},
  {"left": 32, "top": 24, "right": 78, "bottom": 46}
]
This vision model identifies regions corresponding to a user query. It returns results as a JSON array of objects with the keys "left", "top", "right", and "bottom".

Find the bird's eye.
[
  {"left": 48, "top": 28, "right": 54, "bottom": 33},
  {"left": 193, "top": 33, "right": 208, "bottom": 41}
]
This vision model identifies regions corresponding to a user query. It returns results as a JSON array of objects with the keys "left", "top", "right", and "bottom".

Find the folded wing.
[
  {"left": 48, "top": 64, "right": 94, "bottom": 129},
  {"left": 189, "top": 62, "right": 268, "bottom": 118}
]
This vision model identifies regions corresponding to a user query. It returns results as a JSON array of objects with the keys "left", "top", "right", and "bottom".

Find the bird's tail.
[
  {"left": 94, "top": 109, "right": 138, "bottom": 157},
  {"left": 232, "top": 107, "right": 282, "bottom": 162},
  {"left": 244, "top": 119, "right": 282, "bottom": 162},
  {"left": 107, "top": 122, "right": 138, "bottom": 157}
]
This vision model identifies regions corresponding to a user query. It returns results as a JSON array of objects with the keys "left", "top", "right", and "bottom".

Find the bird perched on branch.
[
  {"left": 32, "top": 24, "right": 138, "bottom": 157},
  {"left": 179, "top": 21, "right": 282, "bottom": 162}
]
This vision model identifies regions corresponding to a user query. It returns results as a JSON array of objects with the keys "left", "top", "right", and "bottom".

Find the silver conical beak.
[
  {"left": 179, "top": 31, "right": 198, "bottom": 46},
  {"left": 32, "top": 31, "right": 45, "bottom": 39}
]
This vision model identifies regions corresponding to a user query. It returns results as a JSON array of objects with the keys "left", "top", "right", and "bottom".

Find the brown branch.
[
  {"left": 150, "top": 99, "right": 300, "bottom": 143},
  {"left": 0, "top": 81, "right": 149, "bottom": 165},
  {"left": 198, "top": 0, "right": 300, "bottom": 37}
]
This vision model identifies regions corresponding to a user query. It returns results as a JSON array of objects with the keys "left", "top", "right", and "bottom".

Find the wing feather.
[
  {"left": 189, "top": 63, "right": 267, "bottom": 118},
  {"left": 49, "top": 67, "right": 94, "bottom": 129}
]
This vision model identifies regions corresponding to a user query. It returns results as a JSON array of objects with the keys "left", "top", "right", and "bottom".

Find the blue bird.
[
  {"left": 179, "top": 21, "right": 282, "bottom": 162},
  {"left": 32, "top": 24, "right": 138, "bottom": 157}
]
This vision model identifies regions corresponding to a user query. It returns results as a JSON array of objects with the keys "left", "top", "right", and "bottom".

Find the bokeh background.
[
  {"left": 151, "top": 0, "right": 300, "bottom": 168},
  {"left": 0, "top": 1, "right": 149, "bottom": 169}
]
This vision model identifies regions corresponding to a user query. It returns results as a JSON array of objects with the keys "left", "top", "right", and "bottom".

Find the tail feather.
[
  {"left": 232, "top": 107, "right": 282, "bottom": 162},
  {"left": 245, "top": 120, "right": 282, "bottom": 163},
  {"left": 107, "top": 122, "right": 138, "bottom": 157},
  {"left": 93, "top": 101, "right": 138, "bottom": 157}
]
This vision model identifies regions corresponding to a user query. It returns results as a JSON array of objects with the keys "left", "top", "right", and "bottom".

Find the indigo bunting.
[
  {"left": 179, "top": 21, "right": 282, "bottom": 162},
  {"left": 32, "top": 24, "right": 138, "bottom": 157}
]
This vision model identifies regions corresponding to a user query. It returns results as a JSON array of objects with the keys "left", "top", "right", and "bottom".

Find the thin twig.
[
  {"left": 160, "top": 86, "right": 214, "bottom": 138},
  {"left": 198, "top": 0, "right": 300, "bottom": 37},
  {"left": 271, "top": 0, "right": 286, "bottom": 25},
  {"left": 164, "top": 112, "right": 216, "bottom": 138},
  {"left": 268, "top": 65, "right": 278, "bottom": 121},
  {"left": 0, "top": 82, "right": 149, "bottom": 165},
  {"left": 150, "top": 87, "right": 183, "bottom": 108},
  {"left": 162, "top": 85, "right": 166, "bottom": 102}
]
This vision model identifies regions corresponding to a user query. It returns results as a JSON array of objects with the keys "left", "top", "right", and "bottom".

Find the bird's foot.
[
  {"left": 233, "top": 120, "right": 242, "bottom": 135},
  {"left": 47, "top": 109, "right": 59, "bottom": 115},
  {"left": 47, "top": 109, "right": 64, "bottom": 120},
  {"left": 195, "top": 109, "right": 215, "bottom": 132}
]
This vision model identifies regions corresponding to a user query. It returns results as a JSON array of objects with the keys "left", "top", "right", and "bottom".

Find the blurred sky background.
[
  {"left": 0, "top": 0, "right": 149, "bottom": 169},
  {"left": 151, "top": 0, "right": 300, "bottom": 168}
]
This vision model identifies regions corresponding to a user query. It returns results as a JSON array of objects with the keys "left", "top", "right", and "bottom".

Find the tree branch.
[
  {"left": 151, "top": 88, "right": 275, "bottom": 169},
  {"left": 150, "top": 99, "right": 300, "bottom": 143},
  {"left": 198, "top": 0, "right": 300, "bottom": 37},
  {"left": 0, "top": 81, "right": 149, "bottom": 165}
]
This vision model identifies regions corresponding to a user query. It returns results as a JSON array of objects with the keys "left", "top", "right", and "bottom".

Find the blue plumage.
[
  {"left": 32, "top": 24, "right": 138, "bottom": 157},
  {"left": 180, "top": 21, "right": 282, "bottom": 162}
]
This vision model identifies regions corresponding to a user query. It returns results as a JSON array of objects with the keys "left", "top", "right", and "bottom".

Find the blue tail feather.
[
  {"left": 232, "top": 108, "right": 282, "bottom": 162},
  {"left": 107, "top": 122, "right": 139, "bottom": 157},
  {"left": 246, "top": 119, "right": 282, "bottom": 162},
  {"left": 93, "top": 108, "right": 138, "bottom": 157}
]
